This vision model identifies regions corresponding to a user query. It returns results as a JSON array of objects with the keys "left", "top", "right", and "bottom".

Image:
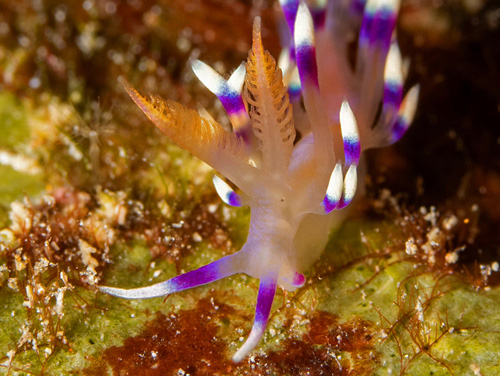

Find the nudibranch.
[{"left": 100, "top": 0, "right": 419, "bottom": 362}]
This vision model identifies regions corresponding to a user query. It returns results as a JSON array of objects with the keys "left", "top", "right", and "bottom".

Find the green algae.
[
  {"left": 0, "top": 93, "right": 29, "bottom": 150},
  {"left": 0, "top": 92, "right": 45, "bottom": 228},
  {"left": 0, "top": 165, "right": 44, "bottom": 205},
  {"left": 310, "top": 217, "right": 500, "bottom": 376}
]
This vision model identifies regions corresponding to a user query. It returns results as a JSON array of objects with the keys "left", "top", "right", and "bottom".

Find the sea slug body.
[{"left": 100, "top": 0, "right": 419, "bottom": 362}]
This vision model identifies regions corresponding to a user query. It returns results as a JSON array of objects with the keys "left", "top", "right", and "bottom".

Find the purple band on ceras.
[
  {"left": 384, "top": 80, "right": 403, "bottom": 110},
  {"left": 322, "top": 165, "right": 358, "bottom": 211},
  {"left": 294, "top": 3, "right": 319, "bottom": 88},
  {"left": 322, "top": 163, "right": 343, "bottom": 213},
  {"left": 383, "top": 42, "right": 404, "bottom": 113},
  {"left": 350, "top": 0, "right": 367, "bottom": 18},
  {"left": 369, "top": 6, "right": 397, "bottom": 51},
  {"left": 391, "top": 117, "right": 408, "bottom": 142},
  {"left": 390, "top": 85, "right": 420, "bottom": 143},
  {"left": 323, "top": 101, "right": 359, "bottom": 213},
  {"left": 218, "top": 86, "right": 246, "bottom": 117},
  {"left": 295, "top": 43, "right": 319, "bottom": 88},
  {"left": 336, "top": 164, "right": 357, "bottom": 209},
  {"left": 340, "top": 100, "right": 361, "bottom": 167},
  {"left": 288, "top": 81, "right": 302, "bottom": 102},
  {"left": 358, "top": 0, "right": 376, "bottom": 50},
  {"left": 191, "top": 60, "right": 251, "bottom": 143},
  {"left": 191, "top": 60, "right": 245, "bottom": 116},
  {"left": 280, "top": 0, "right": 300, "bottom": 38},
  {"left": 343, "top": 134, "right": 361, "bottom": 167},
  {"left": 310, "top": 7, "right": 326, "bottom": 30},
  {"left": 218, "top": 86, "right": 253, "bottom": 144},
  {"left": 322, "top": 195, "right": 339, "bottom": 213}
]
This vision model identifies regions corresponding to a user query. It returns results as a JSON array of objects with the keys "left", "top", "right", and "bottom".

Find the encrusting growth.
[{"left": 100, "top": 0, "right": 419, "bottom": 362}]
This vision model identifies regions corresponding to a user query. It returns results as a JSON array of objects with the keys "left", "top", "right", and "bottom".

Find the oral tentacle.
[
  {"left": 232, "top": 270, "right": 278, "bottom": 363},
  {"left": 99, "top": 251, "right": 245, "bottom": 300}
]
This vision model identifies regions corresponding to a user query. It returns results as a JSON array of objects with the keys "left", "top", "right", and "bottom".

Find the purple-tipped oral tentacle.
[
  {"left": 99, "top": 251, "right": 244, "bottom": 300},
  {"left": 232, "top": 271, "right": 278, "bottom": 363},
  {"left": 340, "top": 100, "right": 361, "bottom": 166},
  {"left": 322, "top": 162, "right": 343, "bottom": 214},
  {"left": 390, "top": 85, "right": 420, "bottom": 143},
  {"left": 213, "top": 175, "right": 243, "bottom": 207}
]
